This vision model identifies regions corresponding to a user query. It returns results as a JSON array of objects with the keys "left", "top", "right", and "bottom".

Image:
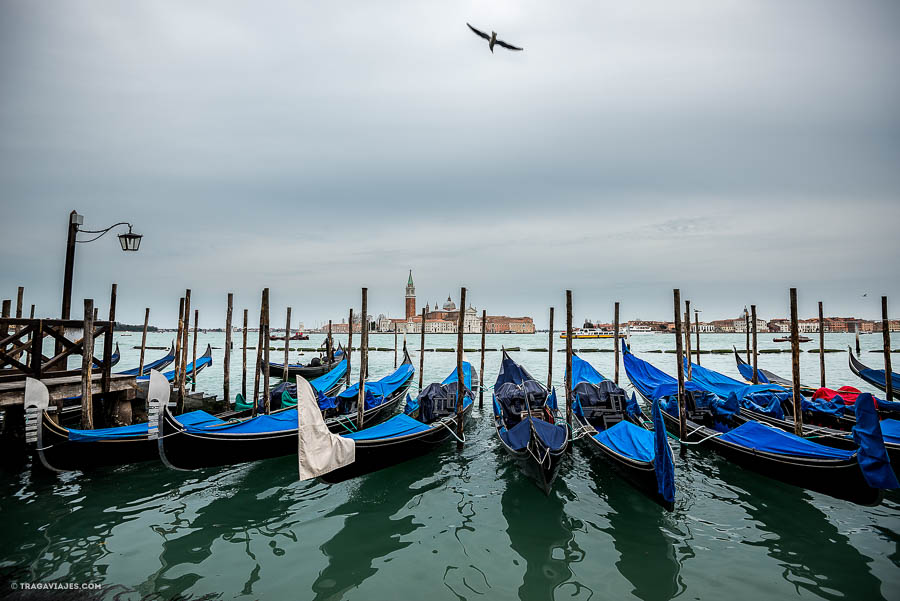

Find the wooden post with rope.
[
  {"left": 455, "top": 287, "right": 466, "bottom": 449},
  {"left": 674, "top": 289, "right": 687, "bottom": 457}
]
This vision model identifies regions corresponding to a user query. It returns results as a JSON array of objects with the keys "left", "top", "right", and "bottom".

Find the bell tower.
[{"left": 405, "top": 270, "right": 416, "bottom": 319}]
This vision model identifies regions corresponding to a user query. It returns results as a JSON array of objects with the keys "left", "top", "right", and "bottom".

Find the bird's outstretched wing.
[
  {"left": 495, "top": 39, "right": 523, "bottom": 51},
  {"left": 467, "top": 23, "right": 491, "bottom": 41}
]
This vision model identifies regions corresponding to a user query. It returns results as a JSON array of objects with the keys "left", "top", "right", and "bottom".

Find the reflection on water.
[
  {"left": 312, "top": 452, "right": 446, "bottom": 601},
  {"left": 581, "top": 445, "right": 683, "bottom": 601},
  {"left": 500, "top": 469, "right": 586, "bottom": 601}
]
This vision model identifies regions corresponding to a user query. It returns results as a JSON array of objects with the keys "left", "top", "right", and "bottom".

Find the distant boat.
[
  {"left": 626, "top": 325, "right": 655, "bottom": 335},
  {"left": 773, "top": 335, "right": 812, "bottom": 343},
  {"left": 270, "top": 332, "right": 309, "bottom": 341},
  {"left": 560, "top": 328, "right": 615, "bottom": 339}
]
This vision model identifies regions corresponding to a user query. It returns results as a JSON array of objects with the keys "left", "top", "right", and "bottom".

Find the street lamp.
[{"left": 60, "top": 210, "right": 143, "bottom": 320}]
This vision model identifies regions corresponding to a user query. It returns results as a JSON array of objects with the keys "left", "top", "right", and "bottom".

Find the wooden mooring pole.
[
  {"left": 565, "top": 290, "right": 573, "bottom": 445},
  {"left": 191, "top": 309, "right": 199, "bottom": 392},
  {"left": 745, "top": 307, "right": 750, "bottom": 364},
  {"left": 684, "top": 300, "right": 692, "bottom": 380},
  {"left": 102, "top": 283, "right": 116, "bottom": 398},
  {"left": 694, "top": 310, "right": 701, "bottom": 365},
  {"left": 751, "top": 304, "right": 759, "bottom": 384},
  {"left": 252, "top": 294, "right": 265, "bottom": 417},
  {"left": 81, "top": 299, "right": 94, "bottom": 429},
  {"left": 241, "top": 308, "right": 248, "bottom": 402},
  {"left": 613, "top": 301, "right": 620, "bottom": 385},
  {"left": 674, "top": 289, "right": 687, "bottom": 456},
  {"left": 418, "top": 308, "right": 425, "bottom": 390},
  {"left": 346, "top": 308, "right": 354, "bottom": 386},
  {"left": 13, "top": 287, "right": 23, "bottom": 362},
  {"left": 283, "top": 307, "right": 291, "bottom": 381},
  {"left": 855, "top": 328, "right": 861, "bottom": 357},
  {"left": 883, "top": 296, "right": 893, "bottom": 402},
  {"left": 455, "top": 287, "right": 466, "bottom": 449},
  {"left": 393, "top": 322, "right": 398, "bottom": 368},
  {"left": 262, "top": 288, "right": 271, "bottom": 414},
  {"left": 479, "top": 309, "right": 486, "bottom": 409},
  {"left": 224, "top": 293, "right": 233, "bottom": 404},
  {"left": 179, "top": 289, "right": 191, "bottom": 411},
  {"left": 138, "top": 307, "right": 150, "bottom": 375},
  {"left": 790, "top": 288, "right": 803, "bottom": 436},
  {"left": 327, "top": 319, "right": 333, "bottom": 362},
  {"left": 818, "top": 301, "right": 825, "bottom": 388},
  {"left": 174, "top": 297, "right": 184, "bottom": 394},
  {"left": 547, "top": 307, "right": 554, "bottom": 391},
  {"left": 357, "top": 288, "right": 368, "bottom": 430}
]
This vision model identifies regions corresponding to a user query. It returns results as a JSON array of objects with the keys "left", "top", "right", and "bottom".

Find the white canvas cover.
[{"left": 297, "top": 376, "right": 355, "bottom": 480}]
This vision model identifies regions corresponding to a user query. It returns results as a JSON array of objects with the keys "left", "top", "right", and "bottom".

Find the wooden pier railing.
[{"left": 0, "top": 318, "right": 115, "bottom": 384}]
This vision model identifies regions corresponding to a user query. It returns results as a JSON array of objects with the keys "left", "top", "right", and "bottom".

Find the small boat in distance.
[
  {"left": 560, "top": 328, "right": 616, "bottom": 339},
  {"left": 773, "top": 335, "right": 812, "bottom": 342}
]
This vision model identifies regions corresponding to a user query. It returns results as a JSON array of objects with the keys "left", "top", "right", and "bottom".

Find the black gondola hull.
[
  {"left": 320, "top": 403, "right": 474, "bottom": 483},
  {"left": 495, "top": 426, "right": 567, "bottom": 495},
  {"left": 646, "top": 394, "right": 882, "bottom": 506},
  {"left": 159, "top": 381, "right": 412, "bottom": 470},
  {"left": 36, "top": 411, "right": 157, "bottom": 471}
]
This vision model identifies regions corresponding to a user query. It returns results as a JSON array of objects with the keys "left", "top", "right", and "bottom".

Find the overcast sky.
[{"left": 2, "top": 0, "right": 899, "bottom": 328}]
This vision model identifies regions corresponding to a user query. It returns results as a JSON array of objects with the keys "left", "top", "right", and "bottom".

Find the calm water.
[{"left": 1, "top": 332, "right": 898, "bottom": 600}]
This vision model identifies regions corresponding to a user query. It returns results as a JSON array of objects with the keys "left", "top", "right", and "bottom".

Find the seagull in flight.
[{"left": 467, "top": 23, "right": 523, "bottom": 53}]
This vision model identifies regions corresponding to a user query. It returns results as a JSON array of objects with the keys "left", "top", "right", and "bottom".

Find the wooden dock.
[{"left": 0, "top": 373, "right": 136, "bottom": 409}]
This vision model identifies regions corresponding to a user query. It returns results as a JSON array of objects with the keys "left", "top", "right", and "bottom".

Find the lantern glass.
[{"left": 118, "top": 232, "right": 142, "bottom": 251}]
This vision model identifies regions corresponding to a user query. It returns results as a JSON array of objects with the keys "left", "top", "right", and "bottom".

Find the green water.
[{"left": 1, "top": 333, "right": 898, "bottom": 600}]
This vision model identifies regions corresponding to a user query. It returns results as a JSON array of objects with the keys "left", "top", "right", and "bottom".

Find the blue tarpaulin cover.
[
  {"left": 335, "top": 363, "right": 414, "bottom": 403},
  {"left": 68, "top": 410, "right": 222, "bottom": 441},
  {"left": 858, "top": 368, "right": 900, "bottom": 394},
  {"left": 593, "top": 421, "right": 653, "bottom": 462},
  {"left": 736, "top": 360, "right": 771, "bottom": 385},
  {"left": 718, "top": 421, "right": 854, "bottom": 460},
  {"left": 852, "top": 393, "right": 899, "bottom": 489},
  {"left": 344, "top": 413, "right": 431, "bottom": 440},
  {"left": 686, "top": 360, "right": 787, "bottom": 420},
  {"left": 310, "top": 358, "right": 348, "bottom": 393},
  {"left": 801, "top": 396, "right": 846, "bottom": 417},
  {"left": 626, "top": 392, "right": 642, "bottom": 420},
  {"left": 117, "top": 348, "right": 175, "bottom": 377},
  {"left": 500, "top": 417, "right": 567, "bottom": 452},
  {"left": 880, "top": 419, "right": 900, "bottom": 445},
  {"left": 136, "top": 355, "right": 211, "bottom": 383},
  {"left": 568, "top": 353, "right": 606, "bottom": 386},
  {"left": 186, "top": 409, "right": 298, "bottom": 434},
  {"left": 652, "top": 398, "right": 676, "bottom": 503}
]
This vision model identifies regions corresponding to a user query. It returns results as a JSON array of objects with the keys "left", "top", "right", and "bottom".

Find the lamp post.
[{"left": 60, "top": 210, "right": 142, "bottom": 319}]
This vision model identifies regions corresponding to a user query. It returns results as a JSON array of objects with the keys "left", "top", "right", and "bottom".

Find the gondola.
[
  {"left": 268, "top": 346, "right": 344, "bottom": 379},
  {"left": 568, "top": 353, "right": 675, "bottom": 510},
  {"left": 54, "top": 343, "right": 208, "bottom": 424},
  {"left": 116, "top": 342, "right": 176, "bottom": 377},
  {"left": 849, "top": 348, "right": 900, "bottom": 401},
  {"left": 623, "top": 342, "right": 896, "bottom": 506},
  {"left": 233, "top": 357, "right": 349, "bottom": 414},
  {"left": 686, "top": 359, "right": 900, "bottom": 465},
  {"left": 319, "top": 361, "right": 477, "bottom": 483},
  {"left": 34, "top": 370, "right": 221, "bottom": 472},
  {"left": 492, "top": 350, "right": 568, "bottom": 494},
  {"left": 136, "top": 343, "right": 213, "bottom": 383},
  {"left": 156, "top": 348, "right": 415, "bottom": 470},
  {"left": 90, "top": 342, "right": 120, "bottom": 369},
  {"left": 733, "top": 347, "right": 816, "bottom": 396}
]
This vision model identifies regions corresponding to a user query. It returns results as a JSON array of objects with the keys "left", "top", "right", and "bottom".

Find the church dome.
[{"left": 442, "top": 295, "right": 456, "bottom": 311}]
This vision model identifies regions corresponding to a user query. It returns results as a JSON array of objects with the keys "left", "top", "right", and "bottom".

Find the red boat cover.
[{"left": 812, "top": 386, "right": 873, "bottom": 407}]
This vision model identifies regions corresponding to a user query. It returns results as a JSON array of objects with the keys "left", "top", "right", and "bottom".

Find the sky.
[{"left": 2, "top": 0, "right": 899, "bottom": 329}]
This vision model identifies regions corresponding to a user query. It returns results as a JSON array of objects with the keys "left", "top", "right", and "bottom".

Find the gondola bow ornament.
[{"left": 297, "top": 376, "right": 355, "bottom": 480}]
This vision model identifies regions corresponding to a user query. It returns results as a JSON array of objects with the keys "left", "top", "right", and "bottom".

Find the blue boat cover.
[
  {"left": 185, "top": 409, "right": 298, "bottom": 434},
  {"left": 335, "top": 363, "right": 414, "bottom": 402},
  {"left": 442, "top": 362, "right": 473, "bottom": 388},
  {"left": 858, "top": 367, "right": 900, "bottom": 394},
  {"left": 801, "top": 396, "right": 846, "bottom": 417},
  {"left": 499, "top": 416, "right": 567, "bottom": 452},
  {"left": 736, "top": 359, "right": 771, "bottom": 385},
  {"left": 652, "top": 398, "right": 675, "bottom": 503},
  {"left": 68, "top": 410, "right": 222, "bottom": 441},
  {"left": 311, "top": 358, "right": 348, "bottom": 393},
  {"left": 136, "top": 354, "right": 211, "bottom": 383},
  {"left": 718, "top": 421, "right": 854, "bottom": 460},
  {"left": 852, "top": 393, "right": 899, "bottom": 489},
  {"left": 117, "top": 349, "right": 176, "bottom": 377},
  {"left": 880, "top": 419, "right": 900, "bottom": 446},
  {"left": 686, "top": 360, "right": 787, "bottom": 420},
  {"left": 343, "top": 413, "right": 432, "bottom": 440},
  {"left": 593, "top": 421, "right": 653, "bottom": 462},
  {"left": 626, "top": 392, "right": 642, "bottom": 420},
  {"left": 568, "top": 353, "right": 606, "bottom": 386}
]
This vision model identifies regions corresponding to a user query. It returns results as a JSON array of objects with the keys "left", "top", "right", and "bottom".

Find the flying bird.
[{"left": 467, "top": 23, "right": 523, "bottom": 53}]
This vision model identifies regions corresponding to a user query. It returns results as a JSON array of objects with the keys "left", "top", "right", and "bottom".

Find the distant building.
[{"left": 373, "top": 271, "right": 534, "bottom": 334}]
